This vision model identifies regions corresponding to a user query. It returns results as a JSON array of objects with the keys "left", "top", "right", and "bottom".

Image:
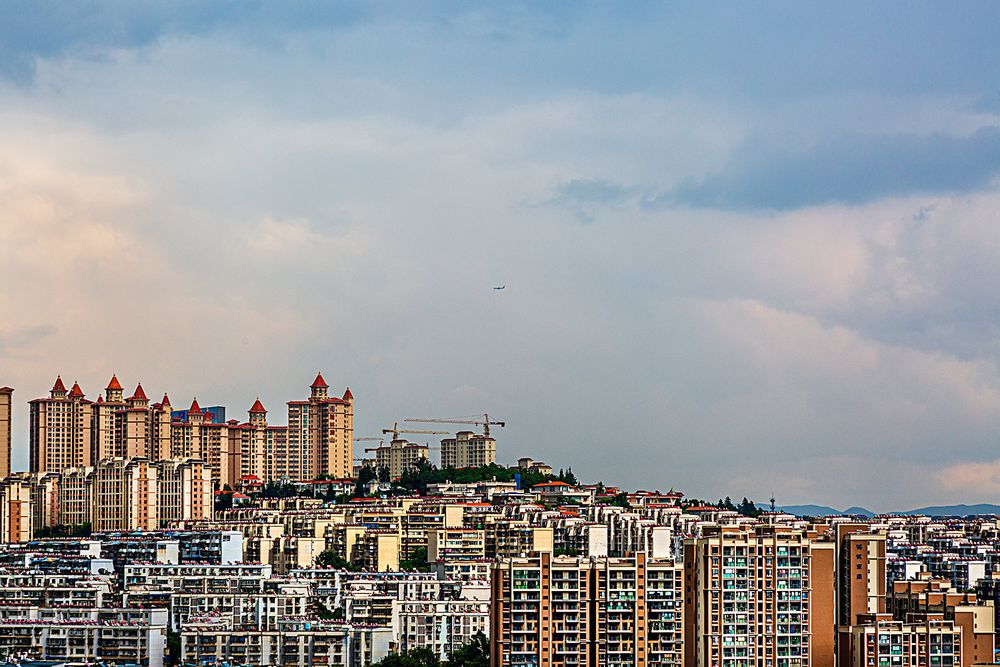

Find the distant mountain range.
[{"left": 756, "top": 503, "right": 1000, "bottom": 518}]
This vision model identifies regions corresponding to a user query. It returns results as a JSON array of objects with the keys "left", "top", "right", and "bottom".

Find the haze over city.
[{"left": 5, "top": 2, "right": 1000, "bottom": 510}]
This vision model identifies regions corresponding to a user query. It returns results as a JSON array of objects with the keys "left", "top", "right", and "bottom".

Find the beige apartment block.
[
  {"left": 0, "top": 386, "right": 12, "bottom": 480},
  {"left": 58, "top": 466, "right": 95, "bottom": 528},
  {"left": 26, "top": 372, "right": 353, "bottom": 486},
  {"left": 683, "top": 525, "right": 837, "bottom": 667},
  {"left": 440, "top": 431, "right": 496, "bottom": 469},
  {"left": 30, "top": 377, "right": 93, "bottom": 473},
  {"left": 91, "top": 375, "right": 124, "bottom": 461},
  {"left": 169, "top": 399, "right": 236, "bottom": 486},
  {"left": 30, "top": 472, "right": 60, "bottom": 530},
  {"left": 0, "top": 474, "right": 34, "bottom": 543},
  {"left": 834, "top": 523, "right": 887, "bottom": 627},
  {"left": 285, "top": 373, "right": 354, "bottom": 481},
  {"left": 841, "top": 614, "right": 965, "bottom": 667},
  {"left": 490, "top": 553, "right": 683, "bottom": 667},
  {"left": 373, "top": 439, "right": 429, "bottom": 480},
  {"left": 92, "top": 457, "right": 158, "bottom": 531},
  {"left": 155, "top": 458, "right": 214, "bottom": 526}
]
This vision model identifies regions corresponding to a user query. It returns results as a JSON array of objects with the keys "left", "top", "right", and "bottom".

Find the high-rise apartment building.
[
  {"left": 0, "top": 386, "right": 11, "bottom": 479},
  {"left": 92, "top": 457, "right": 157, "bottom": 531},
  {"left": 285, "top": 374, "right": 354, "bottom": 480},
  {"left": 841, "top": 614, "right": 964, "bottom": 667},
  {"left": 372, "top": 438, "right": 428, "bottom": 479},
  {"left": 29, "top": 377, "right": 93, "bottom": 473},
  {"left": 0, "top": 474, "right": 33, "bottom": 543},
  {"left": 834, "top": 524, "right": 886, "bottom": 627},
  {"left": 490, "top": 553, "right": 683, "bottom": 667},
  {"left": 26, "top": 372, "right": 353, "bottom": 485},
  {"left": 683, "top": 525, "right": 836, "bottom": 667},
  {"left": 170, "top": 399, "right": 235, "bottom": 486},
  {"left": 440, "top": 431, "right": 496, "bottom": 469},
  {"left": 155, "top": 458, "right": 213, "bottom": 526},
  {"left": 91, "top": 375, "right": 124, "bottom": 461}
]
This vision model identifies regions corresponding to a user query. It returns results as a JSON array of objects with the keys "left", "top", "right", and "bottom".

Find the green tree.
[
  {"left": 444, "top": 632, "right": 489, "bottom": 667},
  {"left": 371, "top": 647, "right": 441, "bottom": 667},
  {"left": 400, "top": 546, "right": 432, "bottom": 572},
  {"left": 355, "top": 464, "right": 377, "bottom": 497},
  {"left": 315, "top": 549, "right": 358, "bottom": 571}
]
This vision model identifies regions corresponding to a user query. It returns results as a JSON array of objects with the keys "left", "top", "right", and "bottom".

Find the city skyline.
[{"left": 5, "top": 3, "right": 1000, "bottom": 509}]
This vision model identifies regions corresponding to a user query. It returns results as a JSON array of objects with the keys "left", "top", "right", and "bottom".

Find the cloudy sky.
[{"left": 3, "top": 2, "right": 1000, "bottom": 510}]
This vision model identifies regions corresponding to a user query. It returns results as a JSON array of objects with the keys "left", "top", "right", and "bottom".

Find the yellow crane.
[
  {"left": 381, "top": 422, "right": 451, "bottom": 442},
  {"left": 403, "top": 414, "right": 506, "bottom": 438}
]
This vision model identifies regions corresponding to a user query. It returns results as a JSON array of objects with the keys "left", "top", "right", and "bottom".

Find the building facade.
[
  {"left": 29, "top": 377, "right": 94, "bottom": 473},
  {"left": 683, "top": 525, "right": 836, "bottom": 667},
  {"left": 440, "top": 431, "right": 496, "bottom": 469},
  {"left": 490, "top": 553, "right": 683, "bottom": 667},
  {"left": 0, "top": 386, "right": 11, "bottom": 479}
]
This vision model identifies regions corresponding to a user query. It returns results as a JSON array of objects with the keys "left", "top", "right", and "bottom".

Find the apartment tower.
[
  {"left": 0, "top": 387, "right": 11, "bottom": 479},
  {"left": 490, "top": 553, "right": 683, "bottom": 667},
  {"left": 683, "top": 525, "right": 836, "bottom": 667},
  {"left": 29, "top": 377, "right": 94, "bottom": 473},
  {"left": 285, "top": 373, "right": 354, "bottom": 480}
]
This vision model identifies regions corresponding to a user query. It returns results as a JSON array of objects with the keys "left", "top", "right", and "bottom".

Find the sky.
[{"left": 3, "top": 1, "right": 1000, "bottom": 511}]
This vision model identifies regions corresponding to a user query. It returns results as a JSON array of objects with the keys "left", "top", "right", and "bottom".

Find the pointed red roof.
[
  {"left": 69, "top": 382, "right": 84, "bottom": 398},
  {"left": 52, "top": 376, "right": 66, "bottom": 393},
  {"left": 130, "top": 383, "right": 148, "bottom": 402},
  {"left": 106, "top": 375, "right": 123, "bottom": 391},
  {"left": 311, "top": 372, "right": 328, "bottom": 388},
  {"left": 96, "top": 395, "right": 104, "bottom": 404},
  {"left": 189, "top": 398, "right": 203, "bottom": 414},
  {"left": 342, "top": 387, "right": 353, "bottom": 401},
  {"left": 249, "top": 398, "right": 267, "bottom": 414},
  {"left": 161, "top": 393, "right": 171, "bottom": 406}
]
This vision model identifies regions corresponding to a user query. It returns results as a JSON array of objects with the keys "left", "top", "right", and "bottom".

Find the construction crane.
[
  {"left": 381, "top": 422, "right": 451, "bottom": 441},
  {"left": 403, "top": 414, "right": 506, "bottom": 437}
]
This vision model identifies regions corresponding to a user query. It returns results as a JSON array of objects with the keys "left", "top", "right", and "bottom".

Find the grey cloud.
[
  {"left": 663, "top": 126, "right": 1000, "bottom": 211},
  {"left": 0, "top": 324, "right": 57, "bottom": 352},
  {"left": 540, "top": 178, "right": 642, "bottom": 223}
]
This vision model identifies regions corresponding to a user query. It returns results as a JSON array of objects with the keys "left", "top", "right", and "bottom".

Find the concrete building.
[
  {"left": 285, "top": 373, "right": 354, "bottom": 481},
  {"left": 490, "top": 553, "right": 683, "bottom": 667},
  {"left": 440, "top": 431, "right": 496, "bottom": 469},
  {"left": 180, "top": 618, "right": 391, "bottom": 667},
  {"left": 886, "top": 575, "right": 995, "bottom": 666},
  {"left": 26, "top": 372, "right": 353, "bottom": 486},
  {"left": 834, "top": 525, "right": 887, "bottom": 627},
  {"left": 30, "top": 377, "right": 94, "bottom": 473},
  {"left": 0, "top": 474, "right": 34, "bottom": 543},
  {"left": 373, "top": 438, "right": 429, "bottom": 479},
  {"left": 0, "top": 606, "right": 168, "bottom": 667},
  {"left": 683, "top": 525, "right": 836, "bottom": 667},
  {"left": 169, "top": 398, "right": 234, "bottom": 486},
  {"left": 154, "top": 458, "right": 213, "bottom": 526},
  {"left": 0, "top": 386, "right": 12, "bottom": 479},
  {"left": 92, "top": 457, "right": 158, "bottom": 532},
  {"left": 840, "top": 614, "right": 964, "bottom": 667}
]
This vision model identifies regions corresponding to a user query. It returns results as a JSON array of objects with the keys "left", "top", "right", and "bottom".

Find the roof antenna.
[{"left": 770, "top": 494, "right": 776, "bottom": 513}]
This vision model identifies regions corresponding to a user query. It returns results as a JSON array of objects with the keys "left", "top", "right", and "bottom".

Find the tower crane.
[
  {"left": 381, "top": 422, "right": 451, "bottom": 442},
  {"left": 403, "top": 414, "right": 506, "bottom": 437}
]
